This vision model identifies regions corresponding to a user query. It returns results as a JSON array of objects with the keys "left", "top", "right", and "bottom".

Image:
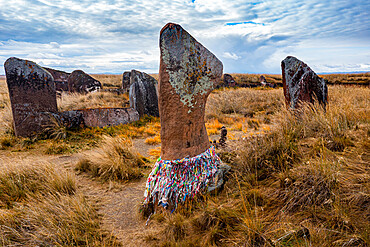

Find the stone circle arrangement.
[{"left": 3, "top": 21, "right": 329, "bottom": 213}]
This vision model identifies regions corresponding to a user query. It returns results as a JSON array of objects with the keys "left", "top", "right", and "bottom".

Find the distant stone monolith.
[
  {"left": 43, "top": 67, "right": 70, "bottom": 92},
  {"left": 4, "top": 57, "right": 58, "bottom": 137},
  {"left": 67, "top": 70, "right": 102, "bottom": 94},
  {"left": 223, "top": 74, "right": 236, "bottom": 88},
  {"left": 122, "top": 71, "right": 131, "bottom": 92},
  {"left": 158, "top": 23, "right": 223, "bottom": 160},
  {"left": 281, "top": 56, "right": 328, "bottom": 109},
  {"left": 129, "top": 70, "right": 159, "bottom": 117}
]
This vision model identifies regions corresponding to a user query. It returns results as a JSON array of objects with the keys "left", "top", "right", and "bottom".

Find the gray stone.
[
  {"left": 4, "top": 57, "right": 58, "bottom": 137},
  {"left": 67, "top": 70, "right": 102, "bottom": 94},
  {"left": 281, "top": 56, "right": 328, "bottom": 109},
  {"left": 122, "top": 71, "right": 131, "bottom": 92},
  {"left": 129, "top": 70, "right": 159, "bottom": 117}
]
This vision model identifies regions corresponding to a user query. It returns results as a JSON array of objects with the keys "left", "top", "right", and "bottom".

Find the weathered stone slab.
[
  {"left": 129, "top": 70, "right": 159, "bottom": 117},
  {"left": 43, "top": 67, "right": 70, "bottom": 92},
  {"left": 70, "top": 107, "right": 139, "bottom": 128},
  {"left": 223, "top": 74, "right": 236, "bottom": 88},
  {"left": 159, "top": 23, "right": 223, "bottom": 160},
  {"left": 122, "top": 71, "right": 131, "bottom": 92},
  {"left": 281, "top": 56, "right": 328, "bottom": 109},
  {"left": 4, "top": 57, "right": 58, "bottom": 137},
  {"left": 67, "top": 70, "right": 102, "bottom": 94}
]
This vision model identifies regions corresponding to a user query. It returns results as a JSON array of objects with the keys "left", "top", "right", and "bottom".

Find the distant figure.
[
  {"left": 219, "top": 126, "right": 227, "bottom": 147},
  {"left": 260, "top": 75, "right": 267, "bottom": 86}
]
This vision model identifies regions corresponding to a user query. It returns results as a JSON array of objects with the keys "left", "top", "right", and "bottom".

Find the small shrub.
[
  {"left": 77, "top": 135, "right": 145, "bottom": 181},
  {"left": 44, "top": 142, "right": 72, "bottom": 154},
  {"left": 145, "top": 135, "right": 161, "bottom": 145}
]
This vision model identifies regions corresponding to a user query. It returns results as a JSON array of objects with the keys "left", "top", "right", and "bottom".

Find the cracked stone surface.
[
  {"left": 4, "top": 57, "right": 58, "bottom": 137},
  {"left": 281, "top": 56, "right": 327, "bottom": 109},
  {"left": 159, "top": 23, "right": 223, "bottom": 160}
]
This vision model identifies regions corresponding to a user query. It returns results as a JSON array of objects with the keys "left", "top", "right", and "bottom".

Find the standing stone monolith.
[
  {"left": 223, "top": 74, "right": 236, "bottom": 88},
  {"left": 122, "top": 71, "right": 131, "bottom": 92},
  {"left": 143, "top": 23, "right": 227, "bottom": 211},
  {"left": 281, "top": 56, "right": 328, "bottom": 109},
  {"left": 129, "top": 70, "right": 159, "bottom": 117},
  {"left": 158, "top": 23, "right": 223, "bottom": 160},
  {"left": 4, "top": 57, "right": 58, "bottom": 137},
  {"left": 43, "top": 67, "right": 70, "bottom": 92},
  {"left": 67, "top": 70, "right": 102, "bottom": 94}
]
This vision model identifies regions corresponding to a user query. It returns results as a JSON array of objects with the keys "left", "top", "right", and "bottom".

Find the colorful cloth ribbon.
[{"left": 144, "top": 145, "right": 221, "bottom": 210}]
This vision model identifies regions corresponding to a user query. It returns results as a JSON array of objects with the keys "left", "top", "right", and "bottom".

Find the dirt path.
[
  {"left": 0, "top": 140, "right": 159, "bottom": 246},
  {"left": 49, "top": 144, "right": 159, "bottom": 246}
]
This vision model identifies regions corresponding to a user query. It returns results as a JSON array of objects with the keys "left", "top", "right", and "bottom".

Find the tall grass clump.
[
  {"left": 0, "top": 161, "right": 120, "bottom": 246},
  {"left": 0, "top": 162, "right": 75, "bottom": 208},
  {"left": 76, "top": 135, "right": 145, "bottom": 181}
]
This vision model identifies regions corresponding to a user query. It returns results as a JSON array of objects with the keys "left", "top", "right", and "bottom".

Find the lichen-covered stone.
[
  {"left": 67, "top": 70, "right": 102, "bottom": 94},
  {"left": 43, "top": 67, "right": 70, "bottom": 92},
  {"left": 159, "top": 23, "right": 223, "bottom": 160},
  {"left": 129, "top": 70, "right": 159, "bottom": 117},
  {"left": 281, "top": 56, "right": 328, "bottom": 109},
  {"left": 4, "top": 57, "right": 58, "bottom": 137},
  {"left": 122, "top": 71, "right": 131, "bottom": 92}
]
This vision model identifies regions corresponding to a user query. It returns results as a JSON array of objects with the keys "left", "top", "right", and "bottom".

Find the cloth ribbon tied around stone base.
[{"left": 144, "top": 145, "right": 223, "bottom": 211}]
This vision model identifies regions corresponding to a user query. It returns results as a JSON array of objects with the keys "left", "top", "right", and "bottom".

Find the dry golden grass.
[
  {"left": 76, "top": 135, "right": 146, "bottom": 181},
  {"left": 0, "top": 161, "right": 119, "bottom": 246},
  {"left": 90, "top": 74, "right": 122, "bottom": 88},
  {"left": 148, "top": 85, "right": 370, "bottom": 246},
  {"left": 57, "top": 91, "right": 129, "bottom": 111},
  {"left": 145, "top": 135, "right": 161, "bottom": 145}
]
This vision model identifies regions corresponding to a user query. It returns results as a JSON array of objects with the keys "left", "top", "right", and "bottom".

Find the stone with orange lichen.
[
  {"left": 159, "top": 23, "right": 223, "bottom": 160},
  {"left": 4, "top": 57, "right": 58, "bottom": 137}
]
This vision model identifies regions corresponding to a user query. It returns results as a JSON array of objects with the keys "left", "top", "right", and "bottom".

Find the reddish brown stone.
[
  {"left": 281, "top": 56, "right": 328, "bottom": 109},
  {"left": 43, "top": 67, "right": 70, "bottom": 92},
  {"left": 73, "top": 107, "right": 139, "bottom": 128},
  {"left": 159, "top": 23, "right": 223, "bottom": 160},
  {"left": 4, "top": 57, "right": 58, "bottom": 137},
  {"left": 67, "top": 70, "right": 102, "bottom": 93}
]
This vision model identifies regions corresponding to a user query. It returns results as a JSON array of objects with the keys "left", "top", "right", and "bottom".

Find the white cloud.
[
  {"left": 222, "top": 52, "right": 241, "bottom": 60},
  {"left": 0, "top": 0, "right": 368, "bottom": 74}
]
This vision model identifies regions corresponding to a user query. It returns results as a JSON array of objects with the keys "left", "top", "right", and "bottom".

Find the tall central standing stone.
[
  {"left": 144, "top": 23, "right": 224, "bottom": 210},
  {"left": 159, "top": 23, "right": 223, "bottom": 160}
]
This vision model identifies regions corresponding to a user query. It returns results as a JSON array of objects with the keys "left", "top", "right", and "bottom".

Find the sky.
[{"left": 0, "top": 0, "right": 369, "bottom": 75}]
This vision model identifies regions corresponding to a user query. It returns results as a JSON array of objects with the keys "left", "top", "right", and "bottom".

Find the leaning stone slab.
[
  {"left": 143, "top": 23, "right": 225, "bottom": 211},
  {"left": 68, "top": 107, "right": 139, "bottom": 128},
  {"left": 159, "top": 23, "right": 223, "bottom": 160},
  {"left": 4, "top": 57, "right": 58, "bottom": 137},
  {"left": 67, "top": 70, "right": 102, "bottom": 94},
  {"left": 281, "top": 56, "right": 328, "bottom": 109},
  {"left": 43, "top": 67, "right": 70, "bottom": 92},
  {"left": 129, "top": 70, "right": 159, "bottom": 117}
]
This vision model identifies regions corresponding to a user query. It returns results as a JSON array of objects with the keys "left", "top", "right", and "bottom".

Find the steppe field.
[{"left": 0, "top": 73, "right": 369, "bottom": 246}]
